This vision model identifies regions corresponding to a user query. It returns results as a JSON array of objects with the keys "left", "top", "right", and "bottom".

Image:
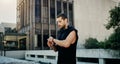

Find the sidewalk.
[{"left": 0, "top": 56, "right": 39, "bottom": 64}]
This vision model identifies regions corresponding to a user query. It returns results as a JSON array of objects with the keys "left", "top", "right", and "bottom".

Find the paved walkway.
[{"left": 0, "top": 56, "right": 40, "bottom": 64}]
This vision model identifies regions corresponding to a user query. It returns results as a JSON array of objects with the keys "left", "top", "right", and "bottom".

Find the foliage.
[
  {"left": 104, "top": 30, "right": 120, "bottom": 49},
  {"left": 98, "top": 41, "right": 106, "bottom": 49},
  {"left": 105, "top": 3, "right": 120, "bottom": 50},
  {"left": 5, "top": 28, "right": 17, "bottom": 33},
  {"left": 106, "top": 4, "right": 120, "bottom": 30},
  {"left": 84, "top": 37, "right": 99, "bottom": 49},
  {"left": 84, "top": 4, "right": 120, "bottom": 49}
]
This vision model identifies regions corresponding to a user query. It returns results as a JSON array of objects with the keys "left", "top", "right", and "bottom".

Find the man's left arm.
[{"left": 53, "top": 30, "right": 76, "bottom": 48}]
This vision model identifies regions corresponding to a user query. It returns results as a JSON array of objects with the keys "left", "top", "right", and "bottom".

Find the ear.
[{"left": 65, "top": 18, "right": 68, "bottom": 23}]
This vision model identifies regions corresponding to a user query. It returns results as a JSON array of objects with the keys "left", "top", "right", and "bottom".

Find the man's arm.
[{"left": 53, "top": 30, "right": 76, "bottom": 48}]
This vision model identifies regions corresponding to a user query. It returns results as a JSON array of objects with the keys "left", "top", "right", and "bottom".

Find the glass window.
[
  {"left": 35, "top": 0, "right": 41, "bottom": 23},
  {"left": 35, "top": 0, "right": 40, "bottom": 5},
  {"left": 63, "top": 2, "right": 67, "bottom": 15},
  {"left": 69, "top": 3, "right": 73, "bottom": 26},
  {"left": 57, "top": 1, "right": 61, "bottom": 15},
  {"left": 50, "top": 0, "right": 55, "bottom": 8},
  {"left": 69, "top": 3, "right": 72, "bottom": 10},
  {"left": 42, "top": 0, "right": 48, "bottom": 23},
  {"left": 43, "top": 0, "right": 48, "bottom": 7},
  {"left": 50, "top": 0, "right": 55, "bottom": 24},
  {"left": 35, "top": 6, "right": 41, "bottom": 18},
  {"left": 50, "top": 8, "right": 55, "bottom": 19}
]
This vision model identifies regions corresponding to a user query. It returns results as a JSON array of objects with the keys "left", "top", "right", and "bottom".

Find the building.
[
  {"left": 17, "top": 0, "right": 119, "bottom": 50},
  {"left": 17, "top": 0, "right": 74, "bottom": 50},
  {"left": 3, "top": 33, "right": 26, "bottom": 50},
  {"left": 0, "top": 22, "right": 27, "bottom": 50},
  {"left": 74, "top": 0, "right": 119, "bottom": 48},
  {"left": 0, "top": 22, "right": 16, "bottom": 50}
]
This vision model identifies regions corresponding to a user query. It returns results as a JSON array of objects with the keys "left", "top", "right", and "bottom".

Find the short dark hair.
[{"left": 57, "top": 13, "right": 67, "bottom": 20}]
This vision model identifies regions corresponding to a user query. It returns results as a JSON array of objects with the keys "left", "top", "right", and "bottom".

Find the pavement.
[{"left": 0, "top": 56, "right": 40, "bottom": 64}]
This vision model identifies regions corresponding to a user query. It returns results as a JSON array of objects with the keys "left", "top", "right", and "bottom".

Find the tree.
[
  {"left": 105, "top": 3, "right": 120, "bottom": 49},
  {"left": 5, "top": 27, "right": 17, "bottom": 33},
  {"left": 106, "top": 4, "right": 120, "bottom": 30}
]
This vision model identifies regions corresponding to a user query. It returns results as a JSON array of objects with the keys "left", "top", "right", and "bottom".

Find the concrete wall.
[
  {"left": 1, "top": 49, "right": 120, "bottom": 64},
  {"left": 5, "top": 50, "right": 25, "bottom": 59},
  {"left": 25, "top": 49, "right": 120, "bottom": 64},
  {"left": 74, "top": 0, "right": 117, "bottom": 48},
  {"left": 76, "top": 49, "right": 120, "bottom": 59}
]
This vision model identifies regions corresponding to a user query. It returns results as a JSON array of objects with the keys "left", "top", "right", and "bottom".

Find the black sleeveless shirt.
[{"left": 56, "top": 25, "right": 78, "bottom": 64}]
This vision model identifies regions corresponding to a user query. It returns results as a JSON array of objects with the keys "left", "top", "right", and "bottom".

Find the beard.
[{"left": 59, "top": 25, "right": 66, "bottom": 30}]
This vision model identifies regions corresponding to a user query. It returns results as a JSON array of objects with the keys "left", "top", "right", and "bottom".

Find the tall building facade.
[{"left": 17, "top": 0, "right": 74, "bottom": 50}]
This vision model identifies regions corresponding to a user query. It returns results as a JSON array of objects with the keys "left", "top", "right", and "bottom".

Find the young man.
[{"left": 47, "top": 13, "right": 78, "bottom": 64}]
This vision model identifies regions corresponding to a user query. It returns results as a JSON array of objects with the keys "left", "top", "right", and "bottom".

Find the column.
[
  {"left": 99, "top": 58, "right": 105, "bottom": 64},
  {"left": 55, "top": 0, "right": 57, "bottom": 38},
  {"left": 41, "top": 0, "right": 44, "bottom": 50},
  {"left": 48, "top": 0, "right": 51, "bottom": 37},
  {"left": 34, "top": 34, "right": 38, "bottom": 48}
]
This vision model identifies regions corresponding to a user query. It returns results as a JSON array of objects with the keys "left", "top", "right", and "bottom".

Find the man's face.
[{"left": 56, "top": 17, "right": 66, "bottom": 29}]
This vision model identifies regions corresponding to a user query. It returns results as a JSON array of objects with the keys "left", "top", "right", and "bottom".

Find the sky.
[
  {"left": 0, "top": 0, "right": 119, "bottom": 24},
  {"left": 0, "top": 0, "right": 16, "bottom": 23}
]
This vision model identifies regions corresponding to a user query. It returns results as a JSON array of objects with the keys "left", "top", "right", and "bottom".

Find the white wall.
[{"left": 74, "top": 0, "right": 117, "bottom": 48}]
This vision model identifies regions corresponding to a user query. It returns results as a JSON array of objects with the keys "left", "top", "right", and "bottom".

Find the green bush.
[
  {"left": 84, "top": 37, "right": 99, "bottom": 49},
  {"left": 104, "top": 31, "right": 120, "bottom": 50}
]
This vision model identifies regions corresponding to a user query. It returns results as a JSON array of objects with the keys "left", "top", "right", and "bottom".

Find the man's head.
[{"left": 56, "top": 13, "right": 68, "bottom": 29}]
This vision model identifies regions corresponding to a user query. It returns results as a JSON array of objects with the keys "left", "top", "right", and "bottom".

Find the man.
[{"left": 47, "top": 13, "right": 78, "bottom": 64}]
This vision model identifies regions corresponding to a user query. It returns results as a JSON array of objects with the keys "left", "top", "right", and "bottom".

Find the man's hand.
[
  {"left": 47, "top": 36, "right": 54, "bottom": 42},
  {"left": 47, "top": 36, "right": 54, "bottom": 47},
  {"left": 47, "top": 37, "right": 57, "bottom": 52}
]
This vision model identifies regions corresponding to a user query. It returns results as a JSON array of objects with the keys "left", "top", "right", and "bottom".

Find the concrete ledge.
[
  {"left": 0, "top": 56, "right": 39, "bottom": 64},
  {"left": 25, "top": 49, "right": 120, "bottom": 64},
  {"left": 76, "top": 49, "right": 120, "bottom": 59}
]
